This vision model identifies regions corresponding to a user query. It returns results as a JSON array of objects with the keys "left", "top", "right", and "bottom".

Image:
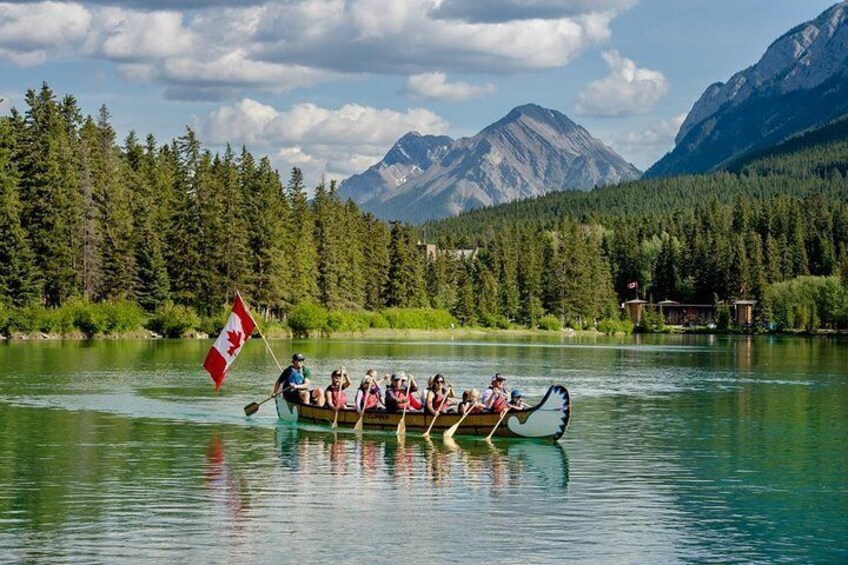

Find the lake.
[{"left": 0, "top": 335, "right": 846, "bottom": 563}]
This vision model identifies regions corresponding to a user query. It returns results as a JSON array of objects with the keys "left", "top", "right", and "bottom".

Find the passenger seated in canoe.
[
  {"left": 458, "top": 389, "right": 485, "bottom": 414},
  {"left": 274, "top": 353, "right": 324, "bottom": 406},
  {"left": 355, "top": 371, "right": 384, "bottom": 413},
  {"left": 509, "top": 389, "right": 530, "bottom": 410},
  {"left": 482, "top": 373, "right": 509, "bottom": 413},
  {"left": 426, "top": 373, "right": 456, "bottom": 415},
  {"left": 385, "top": 372, "right": 420, "bottom": 413},
  {"left": 324, "top": 369, "right": 351, "bottom": 410},
  {"left": 402, "top": 373, "right": 422, "bottom": 410}
]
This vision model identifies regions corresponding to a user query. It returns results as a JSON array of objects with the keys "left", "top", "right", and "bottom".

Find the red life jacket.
[
  {"left": 406, "top": 387, "right": 422, "bottom": 410},
  {"left": 358, "top": 389, "right": 379, "bottom": 410},
  {"left": 327, "top": 384, "right": 346, "bottom": 408},
  {"left": 490, "top": 391, "right": 508, "bottom": 412}
]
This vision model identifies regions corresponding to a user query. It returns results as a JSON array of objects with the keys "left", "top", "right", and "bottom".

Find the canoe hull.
[{"left": 275, "top": 385, "right": 571, "bottom": 440}]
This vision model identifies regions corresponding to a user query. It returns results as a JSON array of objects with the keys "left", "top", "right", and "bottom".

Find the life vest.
[
  {"left": 406, "top": 387, "right": 422, "bottom": 410},
  {"left": 327, "top": 384, "right": 346, "bottom": 408},
  {"left": 358, "top": 389, "right": 379, "bottom": 410},
  {"left": 489, "top": 388, "right": 508, "bottom": 412}
]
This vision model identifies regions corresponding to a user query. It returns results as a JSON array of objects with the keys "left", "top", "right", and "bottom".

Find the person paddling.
[
  {"left": 458, "top": 389, "right": 485, "bottom": 414},
  {"left": 355, "top": 370, "right": 384, "bottom": 413},
  {"left": 324, "top": 369, "right": 351, "bottom": 410},
  {"left": 385, "top": 372, "right": 408, "bottom": 413},
  {"left": 425, "top": 373, "right": 456, "bottom": 415},
  {"left": 273, "top": 353, "right": 324, "bottom": 406},
  {"left": 482, "top": 373, "right": 509, "bottom": 413}
]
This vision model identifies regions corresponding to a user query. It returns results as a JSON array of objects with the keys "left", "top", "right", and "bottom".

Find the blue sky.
[{"left": 0, "top": 0, "right": 838, "bottom": 186}]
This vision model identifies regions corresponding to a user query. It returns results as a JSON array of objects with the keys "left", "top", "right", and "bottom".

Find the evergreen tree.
[{"left": 0, "top": 117, "right": 41, "bottom": 306}]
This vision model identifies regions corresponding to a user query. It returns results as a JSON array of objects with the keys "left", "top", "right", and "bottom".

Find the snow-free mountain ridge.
[
  {"left": 647, "top": 1, "right": 848, "bottom": 177},
  {"left": 339, "top": 104, "right": 641, "bottom": 223}
]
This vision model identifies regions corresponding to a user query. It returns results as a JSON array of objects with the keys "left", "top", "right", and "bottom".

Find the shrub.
[
  {"left": 480, "top": 312, "right": 510, "bottom": 329},
  {"left": 327, "top": 310, "right": 372, "bottom": 333},
  {"left": 638, "top": 306, "right": 665, "bottom": 333},
  {"left": 103, "top": 300, "right": 144, "bottom": 333},
  {"left": 288, "top": 303, "right": 329, "bottom": 337},
  {"left": 369, "top": 312, "right": 390, "bottom": 329},
  {"left": 4, "top": 304, "right": 43, "bottom": 334},
  {"left": 147, "top": 302, "right": 200, "bottom": 337},
  {"left": 538, "top": 315, "right": 562, "bottom": 331},
  {"left": 597, "top": 317, "right": 634, "bottom": 334}
]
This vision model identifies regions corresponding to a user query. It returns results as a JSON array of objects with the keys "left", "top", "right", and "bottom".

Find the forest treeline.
[{"left": 2, "top": 84, "right": 848, "bottom": 336}]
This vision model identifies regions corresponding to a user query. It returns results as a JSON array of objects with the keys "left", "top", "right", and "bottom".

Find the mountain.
[
  {"left": 339, "top": 104, "right": 641, "bottom": 222},
  {"left": 337, "top": 131, "right": 453, "bottom": 206},
  {"left": 647, "top": 1, "right": 848, "bottom": 177}
]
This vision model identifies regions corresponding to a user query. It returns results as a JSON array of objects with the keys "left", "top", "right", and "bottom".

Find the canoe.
[{"left": 275, "top": 385, "right": 571, "bottom": 440}]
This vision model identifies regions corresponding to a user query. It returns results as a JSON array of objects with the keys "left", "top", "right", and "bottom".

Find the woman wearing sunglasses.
[{"left": 425, "top": 373, "right": 456, "bottom": 415}]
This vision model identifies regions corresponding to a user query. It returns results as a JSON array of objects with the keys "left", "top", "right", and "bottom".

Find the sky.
[{"left": 0, "top": 0, "right": 839, "bottom": 187}]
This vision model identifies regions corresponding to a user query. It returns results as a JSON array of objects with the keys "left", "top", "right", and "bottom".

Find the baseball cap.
[
  {"left": 492, "top": 373, "right": 505, "bottom": 381},
  {"left": 511, "top": 389, "right": 522, "bottom": 399},
  {"left": 292, "top": 353, "right": 305, "bottom": 361}
]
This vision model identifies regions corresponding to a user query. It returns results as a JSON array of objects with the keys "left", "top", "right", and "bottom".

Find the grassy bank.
[{"left": 0, "top": 300, "right": 633, "bottom": 340}]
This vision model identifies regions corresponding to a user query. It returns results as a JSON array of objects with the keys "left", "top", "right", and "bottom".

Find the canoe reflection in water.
[{"left": 274, "top": 426, "right": 569, "bottom": 493}]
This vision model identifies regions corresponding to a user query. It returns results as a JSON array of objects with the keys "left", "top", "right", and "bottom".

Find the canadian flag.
[
  {"left": 627, "top": 281, "right": 638, "bottom": 289},
  {"left": 203, "top": 293, "right": 257, "bottom": 390}
]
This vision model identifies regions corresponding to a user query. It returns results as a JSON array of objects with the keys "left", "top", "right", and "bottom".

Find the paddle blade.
[
  {"left": 443, "top": 421, "right": 460, "bottom": 439},
  {"left": 396, "top": 418, "right": 406, "bottom": 438},
  {"left": 244, "top": 402, "right": 260, "bottom": 417},
  {"left": 353, "top": 413, "right": 364, "bottom": 432}
]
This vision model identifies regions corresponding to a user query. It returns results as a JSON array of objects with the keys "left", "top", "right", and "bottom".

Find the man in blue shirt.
[{"left": 273, "top": 353, "right": 324, "bottom": 406}]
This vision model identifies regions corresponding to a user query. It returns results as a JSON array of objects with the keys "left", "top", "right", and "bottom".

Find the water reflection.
[
  {"left": 273, "top": 426, "right": 569, "bottom": 496},
  {"left": 203, "top": 433, "right": 250, "bottom": 530}
]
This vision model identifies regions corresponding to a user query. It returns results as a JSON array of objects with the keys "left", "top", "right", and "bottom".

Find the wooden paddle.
[
  {"left": 330, "top": 367, "right": 346, "bottom": 428},
  {"left": 444, "top": 402, "right": 475, "bottom": 439},
  {"left": 485, "top": 407, "right": 510, "bottom": 441},
  {"left": 243, "top": 392, "right": 279, "bottom": 416}
]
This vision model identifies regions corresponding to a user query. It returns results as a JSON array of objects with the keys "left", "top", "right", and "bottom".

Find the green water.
[{"left": 0, "top": 335, "right": 846, "bottom": 563}]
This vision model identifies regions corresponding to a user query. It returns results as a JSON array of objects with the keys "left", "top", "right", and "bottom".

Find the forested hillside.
[{"left": 2, "top": 83, "right": 848, "bottom": 336}]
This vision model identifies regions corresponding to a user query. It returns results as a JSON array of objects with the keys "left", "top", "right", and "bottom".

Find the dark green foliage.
[
  {"left": 5, "top": 82, "right": 848, "bottom": 334},
  {"left": 147, "top": 302, "right": 200, "bottom": 337}
]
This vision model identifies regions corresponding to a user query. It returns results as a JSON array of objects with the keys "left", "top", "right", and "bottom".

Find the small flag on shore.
[
  {"left": 627, "top": 281, "right": 638, "bottom": 289},
  {"left": 203, "top": 293, "right": 256, "bottom": 390}
]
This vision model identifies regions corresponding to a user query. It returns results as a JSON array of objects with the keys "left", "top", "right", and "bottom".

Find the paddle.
[
  {"left": 243, "top": 392, "right": 279, "bottom": 417},
  {"left": 330, "top": 366, "right": 346, "bottom": 428},
  {"left": 396, "top": 374, "right": 416, "bottom": 438},
  {"left": 444, "top": 401, "right": 475, "bottom": 439},
  {"left": 485, "top": 407, "right": 510, "bottom": 441},
  {"left": 422, "top": 391, "right": 449, "bottom": 438}
]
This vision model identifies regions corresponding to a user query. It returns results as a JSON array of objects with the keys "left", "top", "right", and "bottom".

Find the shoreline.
[{"left": 4, "top": 326, "right": 848, "bottom": 341}]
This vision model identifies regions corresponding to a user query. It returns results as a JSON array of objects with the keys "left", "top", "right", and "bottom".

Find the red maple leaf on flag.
[{"left": 226, "top": 329, "right": 244, "bottom": 357}]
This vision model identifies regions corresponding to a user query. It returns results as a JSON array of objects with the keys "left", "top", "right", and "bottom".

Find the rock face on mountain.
[
  {"left": 647, "top": 1, "right": 848, "bottom": 177},
  {"left": 339, "top": 104, "right": 640, "bottom": 222}
]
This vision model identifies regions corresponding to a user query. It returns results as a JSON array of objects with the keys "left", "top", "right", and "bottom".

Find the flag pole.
[{"left": 238, "top": 292, "right": 282, "bottom": 372}]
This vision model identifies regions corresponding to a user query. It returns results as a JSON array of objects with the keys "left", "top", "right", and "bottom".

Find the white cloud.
[
  {"left": 0, "top": 1, "right": 91, "bottom": 64},
  {"left": 404, "top": 72, "right": 495, "bottom": 101},
  {"left": 202, "top": 98, "right": 450, "bottom": 180},
  {"left": 609, "top": 113, "right": 686, "bottom": 168},
  {"left": 0, "top": 0, "right": 628, "bottom": 99},
  {"left": 432, "top": 0, "right": 637, "bottom": 22},
  {"left": 574, "top": 50, "right": 668, "bottom": 117}
]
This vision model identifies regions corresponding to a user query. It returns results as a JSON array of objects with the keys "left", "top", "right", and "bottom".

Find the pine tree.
[
  {"left": 284, "top": 167, "right": 318, "bottom": 306},
  {"left": 0, "top": 117, "right": 41, "bottom": 306},
  {"left": 18, "top": 84, "right": 83, "bottom": 305}
]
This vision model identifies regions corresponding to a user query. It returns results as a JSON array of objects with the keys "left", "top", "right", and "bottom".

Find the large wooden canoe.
[{"left": 275, "top": 385, "right": 571, "bottom": 440}]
